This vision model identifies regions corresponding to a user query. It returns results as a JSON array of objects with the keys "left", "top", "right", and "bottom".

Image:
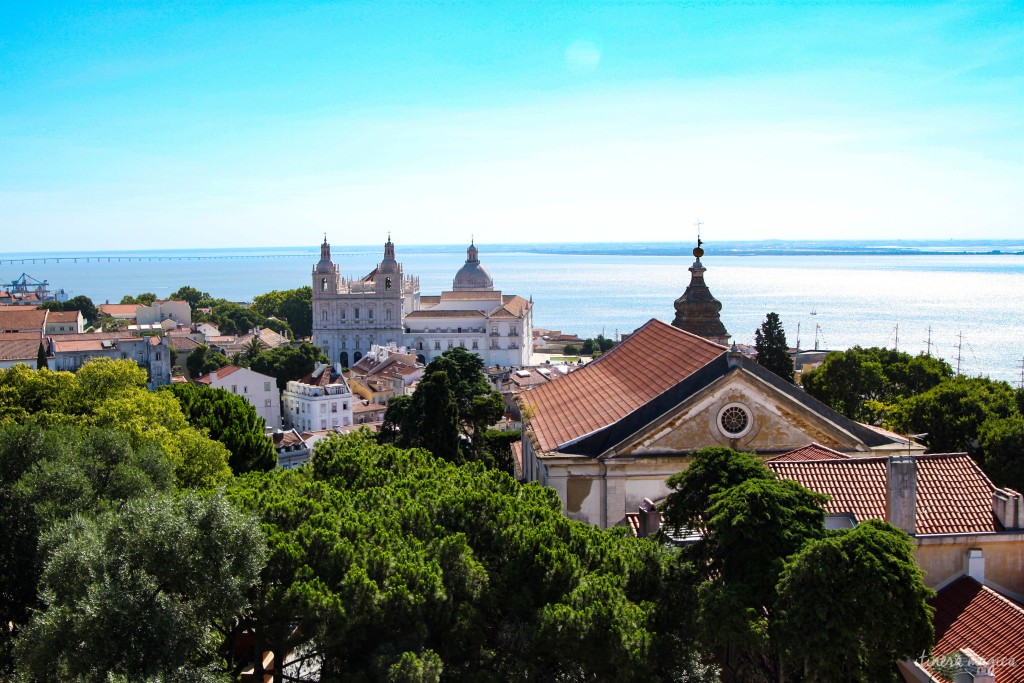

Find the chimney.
[
  {"left": 992, "top": 489, "right": 1023, "bottom": 530},
  {"left": 965, "top": 548, "right": 985, "bottom": 583},
  {"left": 637, "top": 498, "right": 662, "bottom": 538},
  {"left": 886, "top": 456, "right": 917, "bottom": 534},
  {"left": 954, "top": 648, "right": 995, "bottom": 683}
]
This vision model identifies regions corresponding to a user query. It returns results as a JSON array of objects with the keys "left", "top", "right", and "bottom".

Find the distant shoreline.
[{"left": 4, "top": 240, "right": 1024, "bottom": 263}]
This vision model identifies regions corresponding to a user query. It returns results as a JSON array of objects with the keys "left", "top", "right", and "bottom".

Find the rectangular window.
[
  {"left": 459, "top": 340, "right": 465, "bottom": 348},
  {"left": 341, "top": 309, "right": 346, "bottom": 320},
  {"left": 368, "top": 309, "right": 374, "bottom": 320},
  {"left": 320, "top": 404, "right": 327, "bottom": 413},
  {"left": 343, "top": 403, "right": 348, "bottom": 410},
  {"left": 243, "top": 386, "right": 248, "bottom": 394},
  {"left": 264, "top": 382, "right": 271, "bottom": 392},
  {"left": 331, "top": 403, "right": 338, "bottom": 413},
  {"left": 354, "top": 309, "right": 360, "bottom": 320},
  {"left": 434, "top": 341, "right": 441, "bottom": 350},
  {"left": 321, "top": 420, "right": 327, "bottom": 430},
  {"left": 447, "top": 341, "right": 453, "bottom": 349},
  {"left": 265, "top": 399, "right": 272, "bottom": 407},
  {"left": 156, "top": 352, "right": 162, "bottom": 360},
  {"left": 472, "top": 341, "right": 478, "bottom": 349},
  {"left": 231, "top": 385, "right": 237, "bottom": 393}
]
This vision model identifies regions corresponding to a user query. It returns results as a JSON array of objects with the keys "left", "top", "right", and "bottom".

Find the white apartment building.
[
  {"left": 195, "top": 365, "right": 281, "bottom": 429},
  {"left": 282, "top": 363, "right": 354, "bottom": 433}
]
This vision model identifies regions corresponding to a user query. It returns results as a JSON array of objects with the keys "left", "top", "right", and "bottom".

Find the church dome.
[
  {"left": 378, "top": 235, "right": 401, "bottom": 274},
  {"left": 452, "top": 241, "right": 494, "bottom": 291}
]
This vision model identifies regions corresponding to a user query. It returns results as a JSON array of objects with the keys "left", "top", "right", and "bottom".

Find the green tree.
[
  {"left": 978, "top": 414, "right": 1024, "bottom": 494},
  {"left": 250, "top": 343, "right": 328, "bottom": 391},
  {"left": 120, "top": 292, "right": 157, "bottom": 305},
  {"left": 580, "top": 338, "right": 596, "bottom": 355},
  {"left": 563, "top": 344, "right": 579, "bottom": 355},
  {"left": 775, "top": 520, "right": 934, "bottom": 682},
  {"left": 251, "top": 287, "right": 313, "bottom": 339},
  {"left": 803, "top": 346, "right": 953, "bottom": 423},
  {"left": 414, "top": 370, "right": 462, "bottom": 462},
  {"left": 754, "top": 312, "right": 794, "bottom": 383},
  {"left": 187, "top": 344, "right": 230, "bottom": 379},
  {"left": 888, "top": 375, "right": 1018, "bottom": 454},
  {"left": 225, "top": 432, "right": 698, "bottom": 683},
  {"left": 0, "top": 423, "right": 175, "bottom": 670},
  {"left": 170, "top": 285, "right": 213, "bottom": 310},
  {"left": 661, "top": 446, "right": 775, "bottom": 535},
  {"left": 14, "top": 493, "right": 263, "bottom": 682},
  {"left": 163, "top": 383, "right": 277, "bottom": 474},
  {"left": 208, "top": 301, "right": 265, "bottom": 335},
  {"left": 35, "top": 342, "right": 48, "bottom": 370}
]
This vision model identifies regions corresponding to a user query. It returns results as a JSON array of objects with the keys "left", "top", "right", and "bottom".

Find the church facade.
[{"left": 312, "top": 238, "right": 533, "bottom": 368}]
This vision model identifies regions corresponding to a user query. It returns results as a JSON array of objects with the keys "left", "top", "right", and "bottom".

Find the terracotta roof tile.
[
  {"left": 419, "top": 295, "right": 441, "bottom": 306},
  {"left": 768, "top": 453, "right": 1002, "bottom": 535},
  {"left": 0, "top": 338, "right": 41, "bottom": 361},
  {"left": 521, "top": 319, "right": 726, "bottom": 453},
  {"left": 195, "top": 365, "right": 244, "bottom": 384},
  {"left": 0, "top": 308, "right": 47, "bottom": 332},
  {"left": 765, "top": 443, "right": 853, "bottom": 462},
  {"left": 169, "top": 337, "right": 201, "bottom": 352},
  {"left": 926, "top": 577, "right": 1024, "bottom": 683},
  {"left": 45, "top": 310, "right": 81, "bottom": 323},
  {"left": 97, "top": 304, "right": 140, "bottom": 317}
]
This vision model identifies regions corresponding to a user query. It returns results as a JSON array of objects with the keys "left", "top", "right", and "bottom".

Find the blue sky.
[{"left": 1, "top": 1, "right": 1022, "bottom": 250}]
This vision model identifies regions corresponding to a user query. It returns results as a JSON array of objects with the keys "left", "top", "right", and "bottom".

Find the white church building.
[{"left": 312, "top": 237, "right": 533, "bottom": 368}]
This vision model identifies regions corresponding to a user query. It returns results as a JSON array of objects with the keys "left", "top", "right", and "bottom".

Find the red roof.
[
  {"left": 521, "top": 319, "right": 725, "bottom": 453},
  {"left": 768, "top": 453, "right": 1003, "bottom": 535},
  {"left": 195, "top": 365, "right": 243, "bottom": 384},
  {"left": 926, "top": 577, "right": 1024, "bottom": 683},
  {"left": 765, "top": 443, "right": 853, "bottom": 462},
  {"left": 0, "top": 308, "right": 47, "bottom": 332}
]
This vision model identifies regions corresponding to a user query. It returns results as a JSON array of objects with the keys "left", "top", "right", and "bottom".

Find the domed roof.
[{"left": 453, "top": 241, "right": 494, "bottom": 291}]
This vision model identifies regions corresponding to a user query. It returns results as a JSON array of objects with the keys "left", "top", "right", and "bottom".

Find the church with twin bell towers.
[{"left": 312, "top": 237, "right": 534, "bottom": 368}]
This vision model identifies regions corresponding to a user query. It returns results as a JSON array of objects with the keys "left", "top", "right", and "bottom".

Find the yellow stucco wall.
[{"left": 915, "top": 534, "right": 1024, "bottom": 597}]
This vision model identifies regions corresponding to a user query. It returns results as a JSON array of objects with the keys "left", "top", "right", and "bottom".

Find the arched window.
[
  {"left": 340, "top": 351, "right": 349, "bottom": 368},
  {"left": 353, "top": 351, "right": 362, "bottom": 363},
  {"left": 321, "top": 277, "right": 328, "bottom": 292}
]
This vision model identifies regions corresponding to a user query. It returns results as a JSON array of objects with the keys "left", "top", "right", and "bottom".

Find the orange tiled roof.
[
  {"left": 0, "top": 308, "right": 47, "bottom": 331},
  {"left": 419, "top": 295, "right": 441, "bottom": 306},
  {"left": 45, "top": 310, "right": 81, "bottom": 323},
  {"left": 500, "top": 295, "right": 530, "bottom": 316},
  {"left": 97, "top": 304, "right": 140, "bottom": 317},
  {"left": 521, "top": 318, "right": 726, "bottom": 453},
  {"left": 768, "top": 453, "right": 1002, "bottom": 535},
  {"left": 195, "top": 365, "right": 243, "bottom": 384},
  {"left": 296, "top": 364, "right": 348, "bottom": 388},
  {"left": 52, "top": 339, "right": 112, "bottom": 353},
  {"left": 0, "top": 338, "right": 41, "bottom": 361},
  {"left": 765, "top": 443, "right": 853, "bottom": 463},
  {"left": 926, "top": 577, "right": 1024, "bottom": 683}
]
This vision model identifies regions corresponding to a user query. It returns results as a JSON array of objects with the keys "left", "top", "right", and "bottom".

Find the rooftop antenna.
[
  {"left": 925, "top": 326, "right": 932, "bottom": 357},
  {"left": 1019, "top": 356, "right": 1024, "bottom": 390},
  {"left": 894, "top": 324, "right": 899, "bottom": 352},
  {"left": 955, "top": 331, "right": 964, "bottom": 376}
]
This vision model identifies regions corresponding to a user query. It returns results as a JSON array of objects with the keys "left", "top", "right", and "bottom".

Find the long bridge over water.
[{"left": 0, "top": 253, "right": 311, "bottom": 266}]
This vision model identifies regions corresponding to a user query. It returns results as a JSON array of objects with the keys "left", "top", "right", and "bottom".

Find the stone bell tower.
[{"left": 671, "top": 238, "right": 730, "bottom": 346}]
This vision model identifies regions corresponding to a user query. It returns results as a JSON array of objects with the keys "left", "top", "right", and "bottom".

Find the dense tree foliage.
[
  {"left": 661, "top": 447, "right": 933, "bottom": 683},
  {"left": 0, "top": 360, "right": 232, "bottom": 489},
  {"left": 578, "top": 334, "right": 616, "bottom": 357},
  {"left": 15, "top": 493, "right": 263, "bottom": 682},
  {"left": 250, "top": 343, "right": 328, "bottom": 391},
  {"left": 381, "top": 348, "right": 508, "bottom": 467},
  {"left": 0, "top": 423, "right": 176, "bottom": 672},
  {"left": 206, "top": 301, "right": 265, "bottom": 335},
  {"left": 35, "top": 342, "right": 47, "bottom": 370},
  {"left": 977, "top": 414, "right": 1024, "bottom": 493},
  {"left": 120, "top": 292, "right": 158, "bottom": 305},
  {"left": 163, "top": 383, "right": 276, "bottom": 474},
  {"left": 170, "top": 285, "right": 214, "bottom": 310},
  {"left": 775, "top": 520, "right": 934, "bottom": 682},
  {"left": 802, "top": 347, "right": 952, "bottom": 422},
  {"left": 225, "top": 431, "right": 708, "bottom": 683},
  {"left": 250, "top": 287, "right": 313, "bottom": 338},
  {"left": 39, "top": 295, "right": 99, "bottom": 324},
  {"left": 187, "top": 344, "right": 230, "bottom": 379},
  {"left": 888, "top": 375, "right": 1019, "bottom": 455},
  {"left": 754, "top": 312, "right": 794, "bottom": 383}
]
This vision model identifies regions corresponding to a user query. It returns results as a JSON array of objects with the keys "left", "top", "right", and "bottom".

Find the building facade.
[
  {"left": 282, "top": 363, "right": 355, "bottom": 433},
  {"left": 312, "top": 238, "right": 533, "bottom": 368},
  {"left": 195, "top": 365, "right": 281, "bottom": 429}
]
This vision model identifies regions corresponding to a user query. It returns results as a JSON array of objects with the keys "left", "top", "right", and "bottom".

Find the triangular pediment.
[{"left": 602, "top": 364, "right": 878, "bottom": 458}]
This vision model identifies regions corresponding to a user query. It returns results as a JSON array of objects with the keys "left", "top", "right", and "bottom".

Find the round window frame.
[{"left": 717, "top": 402, "right": 753, "bottom": 439}]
